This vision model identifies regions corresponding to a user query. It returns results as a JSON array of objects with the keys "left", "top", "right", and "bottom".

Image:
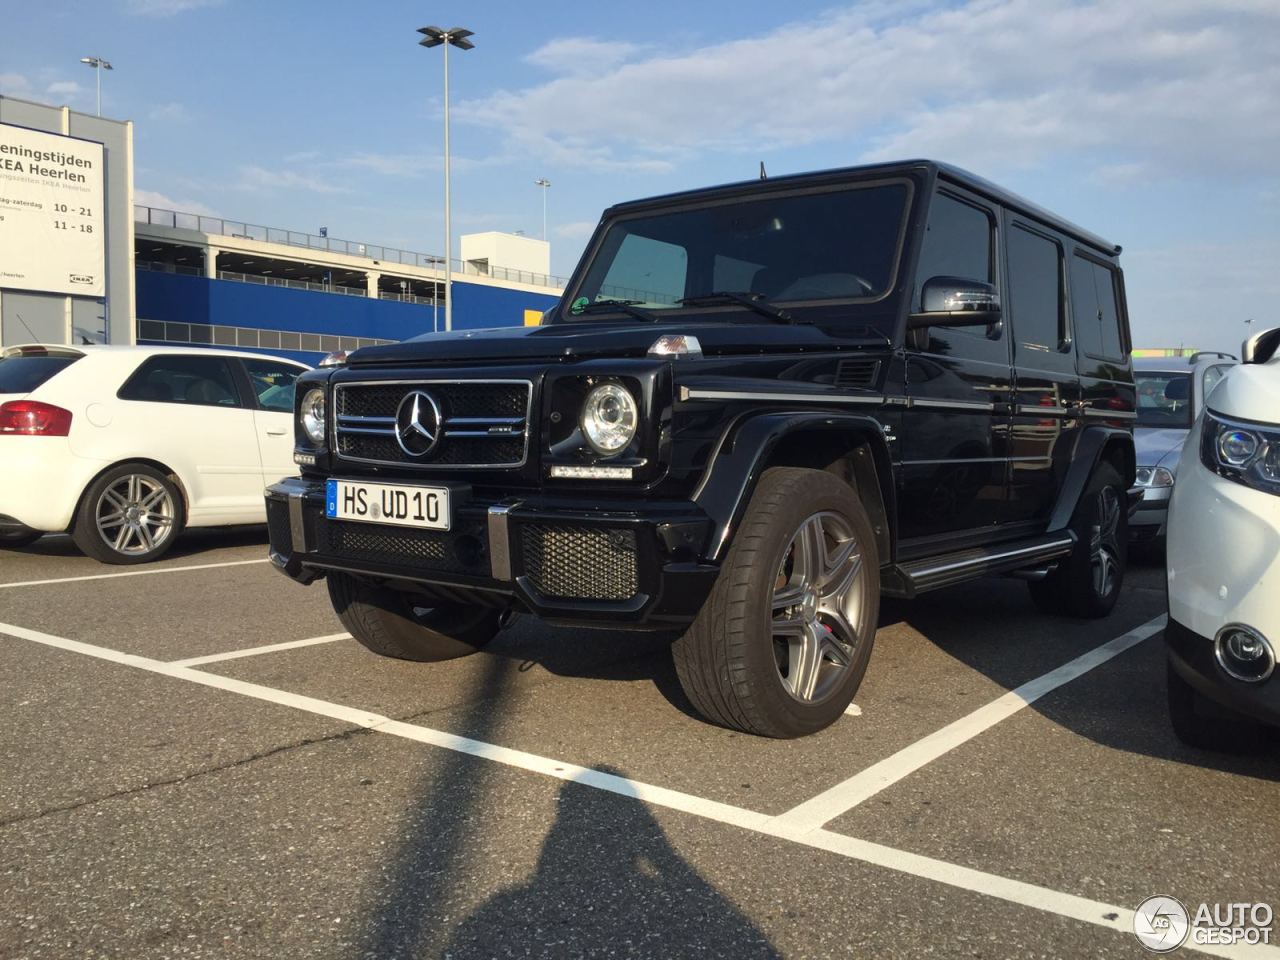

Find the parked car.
[
  {"left": 0, "top": 344, "right": 309, "bottom": 563},
  {"left": 266, "top": 159, "right": 1139, "bottom": 738},
  {"left": 1165, "top": 327, "right": 1280, "bottom": 751},
  {"left": 1131, "top": 352, "right": 1236, "bottom": 546}
]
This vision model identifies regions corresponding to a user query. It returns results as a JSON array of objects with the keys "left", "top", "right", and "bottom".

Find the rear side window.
[
  {"left": 1007, "top": 224, "right": 1064, "bottom": 360},
  {"left": 0, "top": 355, "right": 80, "bottom": 394},
  {"left": 119, "top": 355, "right": 243, "bottom": 408},
  {"left": 1070, "top": 255, "right": 1125, "bottom": 361}
]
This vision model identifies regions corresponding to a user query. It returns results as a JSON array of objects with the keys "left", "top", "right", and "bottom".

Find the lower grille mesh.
[
  {"left": 318, "top": 520, "right": 481, "bottom": 573},
  {"left": 266, "top": 498, "right": 292, "bottom": 551},
  {"left": 520, "top": 524, "right": 638, "bottom": 601}
]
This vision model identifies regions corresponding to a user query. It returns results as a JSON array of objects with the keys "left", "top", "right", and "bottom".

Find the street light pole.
[
  {"left": 418, "top": 26, "right": 475, "bottom": 334},
  {"left": 534, "top": 178, "right": 551, "bottom": 241},
  {"left": 79, "top": 57, "right": 113, "bottom": 116}
]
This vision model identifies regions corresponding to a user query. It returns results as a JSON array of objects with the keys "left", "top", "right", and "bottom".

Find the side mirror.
[
  {"left": 908, "top": 276, "right": 1002, "bottom": 330},
  {"left": 1242, "top": 327, "right": 1280, "bottom": 365}
]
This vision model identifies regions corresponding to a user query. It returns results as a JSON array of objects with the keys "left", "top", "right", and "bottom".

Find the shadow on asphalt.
[
  {"left": 357, "top": 656, "right": 778, "bottom": 957},
  {"left": 7, "top": 525, "right": 270, "bottom": 563}
]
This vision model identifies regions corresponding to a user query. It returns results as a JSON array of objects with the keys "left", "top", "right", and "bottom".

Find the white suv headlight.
[
  {"left": 580, "top": 383, "right": 638, "bottom": 455},
  {"left": 299, "top": 387, "right": 327, "bottom": 446},
  {"left": 1200, "top": 411, "right": 1280, "bottom": 496}
]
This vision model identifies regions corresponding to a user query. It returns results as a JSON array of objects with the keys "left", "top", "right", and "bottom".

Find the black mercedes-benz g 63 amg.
[{"left": 266, "top": 159, "right": 1137, "bottom": 738}]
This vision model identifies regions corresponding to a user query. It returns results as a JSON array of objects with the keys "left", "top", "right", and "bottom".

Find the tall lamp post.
[
  {"left": 534, "top": 178, "right": 551, "bottom": 241},
  {"left": 79, "top": 56, "right": 113, "bottom": 117},
  {"left": 417, "top": 26, "right": 474, "bottom": 333}
]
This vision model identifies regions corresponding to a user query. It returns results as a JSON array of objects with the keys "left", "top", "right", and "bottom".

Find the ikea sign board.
[{"left": 0, "top": 123, "right": 105, "bottom": 297}]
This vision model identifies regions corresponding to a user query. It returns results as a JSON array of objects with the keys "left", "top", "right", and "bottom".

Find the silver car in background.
[{"left": 1131, "top": 352, "right": 1236, "bottom": 546}]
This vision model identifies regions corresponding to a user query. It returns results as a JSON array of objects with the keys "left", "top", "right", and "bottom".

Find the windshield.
[
  {"left": 1135, "top": 371, "right": 1192, "bottom": 428},
  {"left": 567, "top": 181, "right": 909, "bottom": 319},
  {"left": 0, "top": 355, "right": 80, "bottom": 394}
]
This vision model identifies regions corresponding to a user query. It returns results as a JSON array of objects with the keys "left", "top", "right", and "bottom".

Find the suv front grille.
[
  {"left": 520, "top": 524, "right": 638, "bottom": 601},
  {"left": 334, "top": 380, "right": 532, "bottom": 469}
]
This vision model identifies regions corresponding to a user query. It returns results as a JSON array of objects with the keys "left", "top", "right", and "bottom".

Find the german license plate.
[{"left": 325, "top": 479, "right": 450, "bottom": 531}]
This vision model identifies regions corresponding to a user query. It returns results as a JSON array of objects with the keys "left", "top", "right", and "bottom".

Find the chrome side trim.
[
  {"left": 1083, "top": 408, "right": 1137, "bottom": 421},
  {"left": 1015, "top": 404, "right": 1075, "bottom": 418},
  {"left": 905, "top": 536, "right": 1074, "bottom": 580},
  {"left": 683, "top": 388, "right": 885, "bottom": 406},
  {"left": 908, "top": 397, "right": 996, "bottom": 412},
  {"left": 487, "top": 504, "right": 516, "bottom": 581}
]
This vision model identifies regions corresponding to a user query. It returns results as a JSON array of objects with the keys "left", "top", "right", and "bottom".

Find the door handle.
[{"left": 266, "top": 428, "right": 288, "bottom": 436}]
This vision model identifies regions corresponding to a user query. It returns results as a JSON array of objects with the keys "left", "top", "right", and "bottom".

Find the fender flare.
[
  {"left": 691, "top": 411, "right": 894, "bottom": 562},
  {"left": 1046, "top": 426, "right": 1135, "bottom": 532}
]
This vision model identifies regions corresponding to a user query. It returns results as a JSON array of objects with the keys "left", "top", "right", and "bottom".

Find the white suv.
[
  {"left": 0, "top": 344, "right": 308, "bottom": 563},
  {"left": 1165, "top": 328, "right": 1280, "bottom": 750}
]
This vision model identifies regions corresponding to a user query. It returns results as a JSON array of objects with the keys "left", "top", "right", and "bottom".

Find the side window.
[
  {"left": 242, "top": 358, "right": 303, "bottom": 412},
  {"left": 1007, "top": 224, "right": 1064, "bottom": 363},
  {"left": 911, "top": 191, "right": 1005, "bottom": 363},
  {"left": 119, "top": 355, "right": 243, "bottom": 408},
  {"left": 1070, "top": 255, "right": 1125, "bottom": 362}
]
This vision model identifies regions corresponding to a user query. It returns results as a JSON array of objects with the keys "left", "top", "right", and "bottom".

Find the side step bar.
[{"left": 882, "top": 532, "right": 1076, "bottom": 599}]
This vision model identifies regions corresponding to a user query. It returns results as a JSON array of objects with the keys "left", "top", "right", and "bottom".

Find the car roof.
[
  {"left": 1, "top": 343, "right": 310, "bottom": 367},
  {"left": 1133, "top": 355, "right": 1236, "bottom": 373},
  {"left": 602, "top": 158, "right": 1120, "bottom": 256}
]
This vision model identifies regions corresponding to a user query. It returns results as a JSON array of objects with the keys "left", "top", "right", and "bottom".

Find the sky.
[{"left": 2, "top": 0, "right": 1278, "bottom": 353}]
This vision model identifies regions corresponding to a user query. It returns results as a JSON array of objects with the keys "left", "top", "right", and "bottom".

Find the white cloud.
[
  {"left": 148, "top": 102, "right": 190, "bottom": 123},
  {"left": 126, "top": 0, "right": 222, "bottom": 15},
  {"left": 44, "top": 80, "right": 83, "bottom": 98},
  {"left": 0, "top": 73, "right": 32, "bottom": 97},
  {"left": 134, "top": 188, "right": 217, "bottom": 216},
  {"left": 459, "top": 1, "right": 1280, "bottom": 178},
  {"left": 553, "top": 220, "right": 599, "bottom": 243},
  {"left": 235, "top": 165, "right": 348, "bottom": 195}
]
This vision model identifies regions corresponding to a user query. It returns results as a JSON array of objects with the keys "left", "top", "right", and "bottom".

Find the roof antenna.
[{"left": 759, "top": 161, "right": 767, "bottom": 180}]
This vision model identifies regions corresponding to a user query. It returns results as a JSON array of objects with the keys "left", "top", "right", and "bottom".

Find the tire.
[
  {"left": 327, "top": 571, "right": 501, "bottom": 662},
  {"left": 1028, "top": 462, "right": 1126, "bottom": 618},
  {"left": 1166, "top": 659, "right": 1268, "bottom": 753},
  {"left": 0, "top": 527, "right": 43, "bottom": 549},
  {"left": 72, "top": 463, "right": 185, "bottom": 564},
  {"left": 672, "top": 466, "right": 880, "bottom": 738}
]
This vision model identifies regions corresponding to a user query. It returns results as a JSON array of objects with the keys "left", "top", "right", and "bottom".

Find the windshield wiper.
[
  {"left": 677, "top": 290, "right": 798, "bottom": 324},
  {"left": 572, "top": 298, "right": 659, "bottom": 323}
]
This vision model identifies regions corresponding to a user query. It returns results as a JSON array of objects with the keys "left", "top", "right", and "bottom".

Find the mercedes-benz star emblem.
[{"left": 394, "top": 390, "right": 443, "bottom": 458}]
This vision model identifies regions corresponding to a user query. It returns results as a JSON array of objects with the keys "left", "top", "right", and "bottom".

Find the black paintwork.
[{"left": 267, "top": 159, "right": 1136, "bottom": 626}]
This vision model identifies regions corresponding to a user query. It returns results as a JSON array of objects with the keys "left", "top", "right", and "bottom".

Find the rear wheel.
[
  {"left": 673, "top": 467, "right": 880, "bottom": 738},
  {"left": 1029, "top": 462, "right": 1126, "bottom": 618},
  {"left": 0, "top": 527, "right": 43, "bottom": 549},
  {"left": 327, "top": 571, "right": 502, "bottom": 662},
  {"left": 1166, "top": 659, "right": 1268, "bottom": 753},
  {"left": 72, "top": 464, "right": 184, "bottom": 564}
]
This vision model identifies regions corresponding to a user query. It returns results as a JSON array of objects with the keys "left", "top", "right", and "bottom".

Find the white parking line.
[
  {"left": 0, "top": 558, "right": 269, "bottom": 591},
  {"left": 4, "top": 616, "right": 1269, "bottom": 960},
  {"left": 168, "top": 633, "right": 352, "bottom": 667},
  {"left": 775, "top": 615, "right": 1168, "bottom": 832}
]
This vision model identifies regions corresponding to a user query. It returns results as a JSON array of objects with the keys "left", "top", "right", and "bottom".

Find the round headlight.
[
  {"left": 300, "top": 387, "right": 326, "bottom": 445},
  {"left": 580, "top": 383, "right": 637, "bottom": 455},
  {"left": 1218, "top": 429, "right": 1258, "bottom": 466}
]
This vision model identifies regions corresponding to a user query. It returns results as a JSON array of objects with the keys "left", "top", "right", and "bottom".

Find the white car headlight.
[
  {"left": 299, "top": 387, "right": 326, "bottom": 445},
  {"left": 1135, "top": 465, "right": 1174, "bottom": 488},
  {"left": 580, "top": 383, "right": 637, "bottom": 455}
]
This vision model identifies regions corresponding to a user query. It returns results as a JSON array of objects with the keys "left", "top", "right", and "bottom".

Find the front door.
[{"left": 240, "top": 357, "right": 307, "bottom": 485}]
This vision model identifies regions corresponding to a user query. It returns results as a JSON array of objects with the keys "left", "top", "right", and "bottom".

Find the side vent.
[{"left": 835, "top": 358, "right": 881, "bottom": 389}]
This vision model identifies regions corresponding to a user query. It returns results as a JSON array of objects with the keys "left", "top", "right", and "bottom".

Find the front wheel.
[
  {"left": 1166, "top": 659, "right": 1268, "bottom": 753},
  {"left": 1028, "top": 462, "right": 1126, "bottom": 618},
  {"left": 327, "top": 572, "right": 502, "bottom": 662},
  {"left": 673, "top": 467, "right": 880, "bottom": 738},
  {"left": 72, "top": 464, "right": 185, "bottom": 564}
]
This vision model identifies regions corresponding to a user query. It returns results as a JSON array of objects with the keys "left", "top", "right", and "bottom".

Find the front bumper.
[
  {"left": 1165, "top": 617, "right": 1280, "bottom": 728},
  {"left": 1130, "top": 485, "right": 1171, "bottom": 539},
  {"left": 265, "top": 477, "right": 720, "bottom": 629}
]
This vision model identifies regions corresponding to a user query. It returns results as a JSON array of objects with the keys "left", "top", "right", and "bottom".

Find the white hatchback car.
[
  {"left": 1166, "top": 327, "right": 1280, "bottom": 750},
  {"left": 0, "top": 344, "right": 309, "bottom": 563}
]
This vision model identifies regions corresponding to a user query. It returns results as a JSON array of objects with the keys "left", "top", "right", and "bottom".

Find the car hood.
[
  {"left": 1206, "top": 361, "right": 1280, "bottom": 426},
  {"left": 346, "top": 319, "right": 889, "bottom": 366},
  {"left": 1135, "top": 427, "right": 1187, "bottom": 468}
]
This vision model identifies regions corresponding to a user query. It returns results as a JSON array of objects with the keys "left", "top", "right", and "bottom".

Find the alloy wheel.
[
  {"left": 95, "top": 474, "right": 176, "bottom": 556},
  {"left": 1089, "top": 486, "right": 1122, "bottom": 597},
  {"left": 770, "top": 511, "right": 866, "bottom": 702}
]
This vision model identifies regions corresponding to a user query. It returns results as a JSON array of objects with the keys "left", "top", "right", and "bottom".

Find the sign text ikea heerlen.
[{"left": 0, "top": 123, "right": 105, "bottom": 297}]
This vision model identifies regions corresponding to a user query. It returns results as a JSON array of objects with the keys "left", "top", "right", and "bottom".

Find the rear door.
[
  {"left": 238, "top": 357, "right": 307, "bottom": 485},
  {"left": 1070, "top": 252, "right": 1136, "bottom": 425},
  {"left": 1004, "top": 215, "right": 1081, "bottom": 522},
  {"left": 899, "top": 187, "right": 1013, "bottom": 547}
]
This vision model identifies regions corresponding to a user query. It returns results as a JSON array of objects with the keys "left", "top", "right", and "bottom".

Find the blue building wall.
[{"left": 135, "top": 271, "right": 560, "bottom": 356}]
